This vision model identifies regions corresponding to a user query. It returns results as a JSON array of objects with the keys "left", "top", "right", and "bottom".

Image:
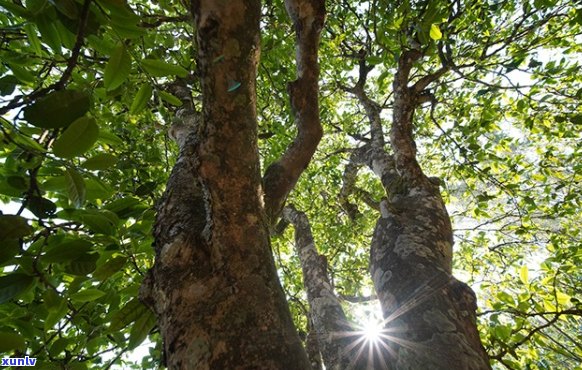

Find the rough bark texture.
[
  {"left": 340, "top": 51, "right": 491, "bottom": 369},
  {"left": 371, "top": 50, "right": 491, "bottom": 369},
  {"left": 263, "top": 0, "right": 326, "bottom": 223},
  {"left": 283, "top": 206, "right": 379, "bottom": 370},
  {"left": 140, "top": 1, "right": 311, "bottom": 368}
]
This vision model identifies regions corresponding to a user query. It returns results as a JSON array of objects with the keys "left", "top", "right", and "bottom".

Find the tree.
[{"left": 0, "top": 0, "right": 580, "bottom": 369}]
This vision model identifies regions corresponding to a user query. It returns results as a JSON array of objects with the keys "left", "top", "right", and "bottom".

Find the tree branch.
[
  {"left": 390, "top": 49, "right": 428, "bottom": 185},
  {"left": 340, "top": 51, "right": 384, "bottom": 149},
  {"left": 263, "top": 0, "right": 326, "bottom": 223},
  {"left": 282, "top": 205, "right": 358, "bottom": 369}
]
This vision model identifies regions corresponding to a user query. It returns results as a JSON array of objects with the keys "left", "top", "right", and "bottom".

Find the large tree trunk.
[
  {"left": 332, "top": 51, "right": 492, "bottom": 369},
  {"left": 140, "top": 1, "right": 311, "bottom": 368},
  {"left": 367, "top": 50, "right": 491, "bottom": 369}
]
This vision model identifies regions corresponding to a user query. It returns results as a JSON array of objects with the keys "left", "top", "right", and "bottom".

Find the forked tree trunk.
[
  {"left": 367, "top": 50, "right": 491, "bottom": 370},
  {"left": 352, "top": 50, "right": 492, "bottom": 369},
  {"left": 140, "top": 1, "right": 312, "bottom": 368}
]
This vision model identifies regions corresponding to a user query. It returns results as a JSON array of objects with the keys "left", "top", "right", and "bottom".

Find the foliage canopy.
[{"left": 0, "top": 0, "right": 581, "bottom": 368}]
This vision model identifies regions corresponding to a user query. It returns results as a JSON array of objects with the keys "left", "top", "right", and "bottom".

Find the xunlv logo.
[{"left": 1, "top": 356, "right": 37, "bottom": 366}]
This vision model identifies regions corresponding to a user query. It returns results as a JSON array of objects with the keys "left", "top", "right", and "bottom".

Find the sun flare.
[{"left": 362, "top": 319, "right": 382, "bottom": 343}]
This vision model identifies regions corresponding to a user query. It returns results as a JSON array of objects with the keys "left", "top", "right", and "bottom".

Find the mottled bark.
[
  {"left": 282, "top": 205, "right": 377, "bottom": 370},
  {"left": 371, "top": 51, "right": 491, "bottom": 369},
  {"left": 263, "top": 0, "right": 326, "bottom": 223},
  {"left": 341, "top": 51, "right": 491, "bottom": 369},
  {"left": 140, "top": 1, "right": 310, "bottom": 368}
]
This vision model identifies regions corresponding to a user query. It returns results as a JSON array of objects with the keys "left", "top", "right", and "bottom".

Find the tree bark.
[
  {"left": 263, "top": 0, "right": 325, "bottom": 223},
  {"left": 340, "top": 50, "right": 491, "bottom": 369},
  {"left": 368, "top": 50, "right": 491, "bottom": 369},
  {"left": 140, "top": 1, "right": 310, "bottom": 368},
  {"left": 283, "top": 205, "right": 385, "bottom": 370}
]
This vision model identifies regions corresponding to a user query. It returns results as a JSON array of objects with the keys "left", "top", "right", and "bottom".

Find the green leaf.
[
  {"left": 494, "top": 324, "right": 512, "bottom": 340},
  {"left": 48, "top": 337, "right": 69, "bottom": 357},
  {"left": 110, "top": 12, "right": 146, "bottom": 39},
  {"left": 11, "top": 131, "right": 47, "bottom": 152},
  {"left": 81, "top": 153, "right": 119, "bottom": 170},
  {"left": 109, "top": 298, "right": 149, "bottom": 331},
  {"left": 8, "top": 63, "right": 35, "bottom": 84},
  {"left": 159, "top": 91, "right": 183, "bottom": 106},
  {"left": 0, "top": 331, "right": 27, "bottom": 352},
  {"left": 104, "top": 44, "right": 131, "bottom": 91},
  {"left": 34, "top": 13, "right": 62, "bottom": 53},
  {"left": 0, "top": 238, "right": 20, "bottom": 266},
  {"left": 519, "top": 265, "right": 529, "bottom": 285},
  {"left": 96, "top": 0, "right": 131, "bottom": 13},
  {"left": 134, "top": 181, "right": 157, "bottom": 196},
  {"left": 0, "top": 215, "right": 33, "bottom": 241},
  {"left": 130, "top": 84, "right": 153, "bottom": 114},
  {"left": 26, "top": 196, "right": 57, "bottom": 218},
  {"left": 85, "top": 176, "right": 115, "bottom": 200},
  {"left": 128, "top": 308, "right": 156, "bottom": 349},
  {"left": 43, "top": 289, "right": 63, "bottom": 311},
  {"left": 367, "top": 56, "right": 383, "bottom": 66},
  {"left": 53, "top": 0, "right": 79, "bottom": 19},
  {"left": 0, "top": 75, "right": 18, "bottom": 95},
  {"left": 53, "top": 117, "right": 99, "bottom": 158},
  {"left": 43, "top": 239, "right": 93, "bottom": 262},
  {"left": 6, "top": 175, "right": 28, "bottom": 190},
  {"left": 25, "top": 0, "right": 49, "bottom": 15},
  {"left": 45, "top": 300, "right": 68, "bottom": 331},
  {"left": 41, "top": 175, "right": 67, "bottom": 193},
  {"left": 65, "top": 168, "right": 86, "bottom": 208},
  {"left": 429, "top": 24, "right": 442, "bottom": 40},
  {"left": 497, "top": 291, "right": 515, "bottom": 306},
  {"left": 103, "top": 196, "right": 143, "bottom": 218},
  {"left": 93, "top": 256, "right": 127, "bottom": 281},
  {"left": 23, "top": 90, "right": 90, "bottom": 128},
  {"left": 70, "top": 288, "right": 106, "bottom": 303},
  {"left": 0, "top": 273, "right": 35, "bottom": 304},
  {"left": 0, "top": 0, "right": 31, "bottom": 17},
  {"left": 556, "top": 291, "right": 571, "bottom": 305},
  {"left": 141, "top": 59, "right": 188, "bottom": 78},
  {"left": 24, "top": 23, "right": 43, "bottom": 56},
  {"left": 79, "top": 211, "right": 118, "bottom": 235},
  {"left": 98, "top": 129, "right": 123, "bottom": 146},
  {"left": 65, "top": 253, "right": 99, "bottom": 276}
]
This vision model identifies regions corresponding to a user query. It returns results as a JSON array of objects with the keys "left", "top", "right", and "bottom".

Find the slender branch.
[
  {"left": 54, "top": 0, "right": 92, "bottom": 90},
  {"left": 339, "top": 51, "right": 384, "bottom": 149}
]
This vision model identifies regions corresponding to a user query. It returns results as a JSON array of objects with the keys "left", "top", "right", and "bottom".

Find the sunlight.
[{"left": 362, "top": 318, "right": 382, "bottom": 343}]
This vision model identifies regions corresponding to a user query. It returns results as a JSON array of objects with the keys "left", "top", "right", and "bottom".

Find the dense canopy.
[{"left": 0, "top": 0, "right": 581, "bottom": 368}]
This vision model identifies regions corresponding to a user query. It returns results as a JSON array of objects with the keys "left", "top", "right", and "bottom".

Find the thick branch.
[
  {"left": 282, "top": 205, "right": 364, "bottom": 369},
  {"left": 338, "top": 159, "right": 361, "bottom": 220},
  {"left": 338, "top": 146, "right": 384, "bottom": 219},
  {"left": 263, "top": 0, "right": 326, "bottom": 223},
  {"left": 391, "top": 49, "right": 428, "bottom": 186}
]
